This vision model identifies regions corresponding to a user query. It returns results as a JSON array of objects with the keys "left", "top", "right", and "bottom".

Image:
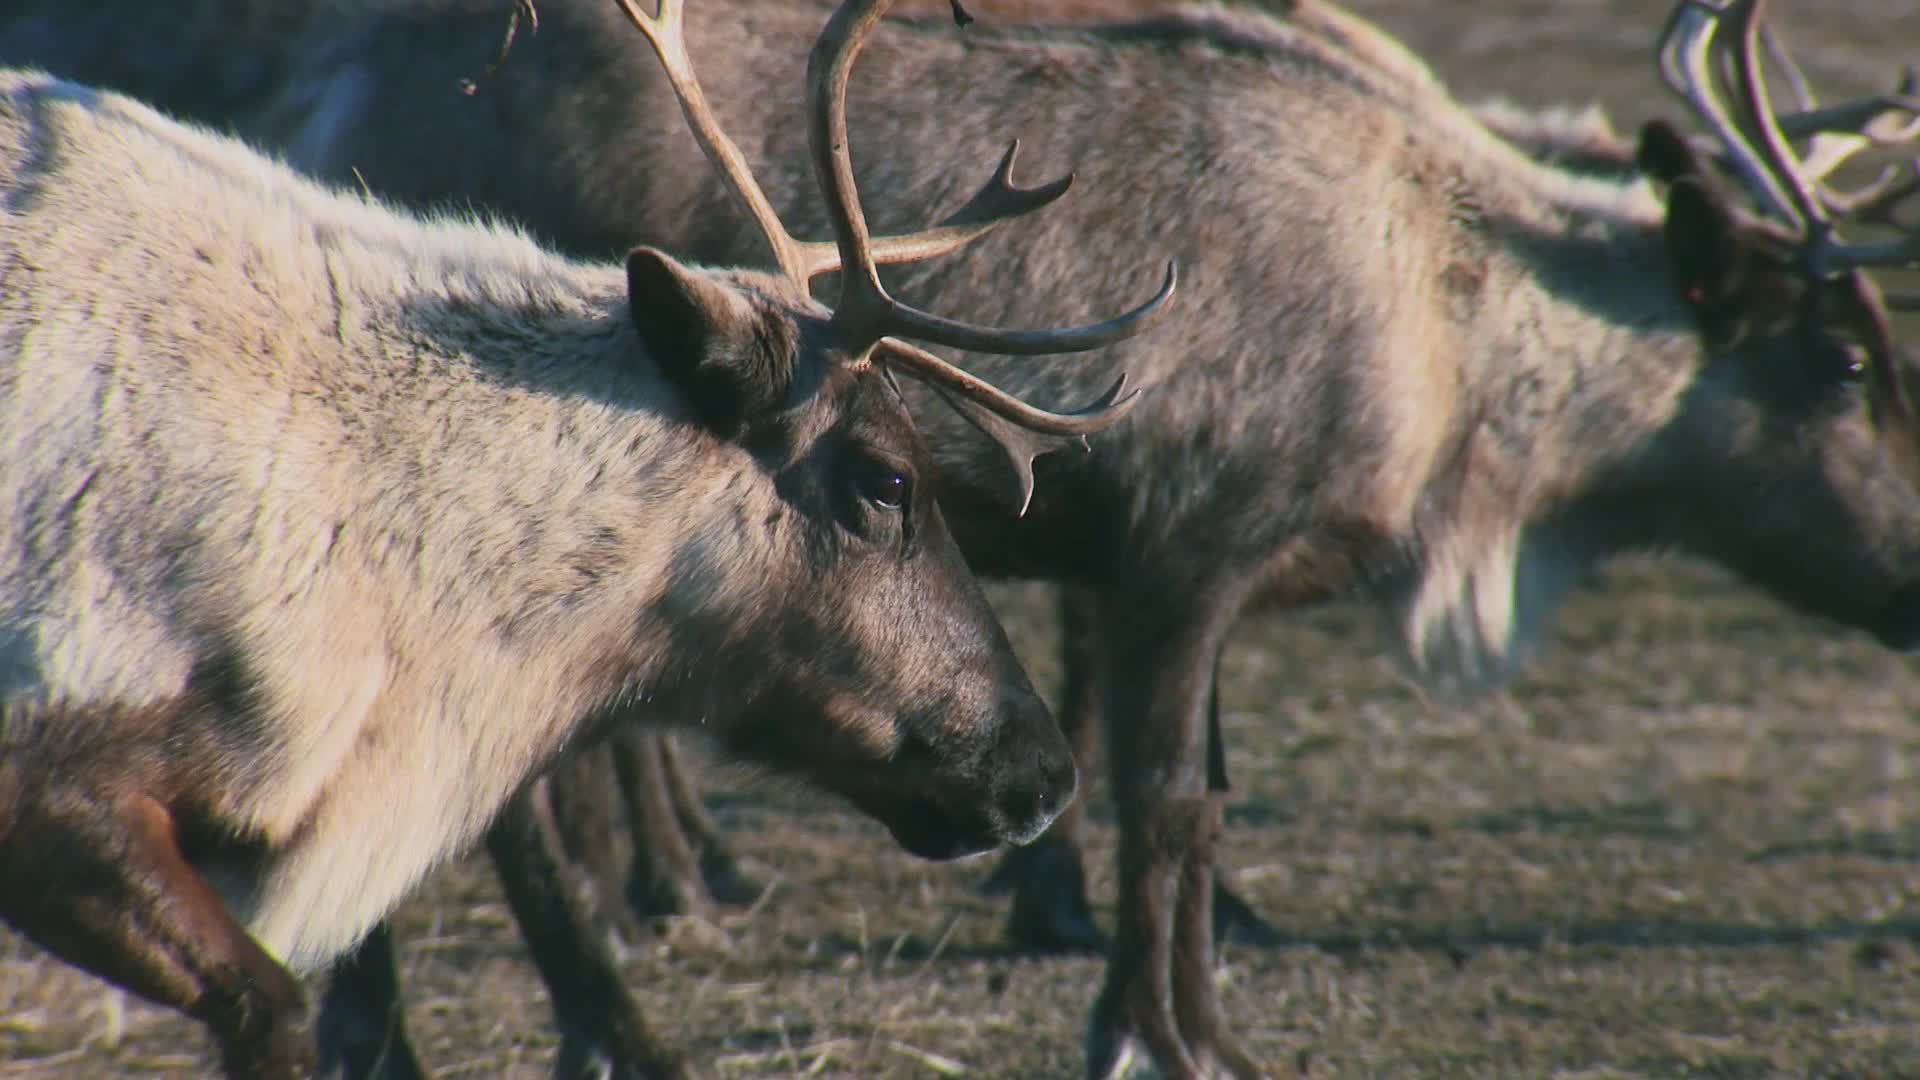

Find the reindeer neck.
[{"left": 1452, "top": 182, "right": 1705, "bottom": 499}]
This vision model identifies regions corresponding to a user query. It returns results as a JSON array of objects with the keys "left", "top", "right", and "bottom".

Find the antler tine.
[
  {"left": 1731, "top": 17, "right": 1920, "bottom": 276},
  {"left": 1781, "top": 71, "right": 1920, "bottom": 188},
  {"left": 803, "top": 0, "right": 1177, "bottom": 360},
  {"left": 1777, "top": 94, "right": 1920, "bottom": 150},
  {"left": 1759, "top": 22, "right": 1815, "bottom": 113},
  {"left": 1675, "top": 31, "right": 1920, "bottom": 200},
  {"left": 1799, "top": 71, "right": 1920, "bottom": 223},
  {"left": 1825, "top": 231, "right": 1920, "bottom": 270},
  {"left": 791, "top": 140, "right": 1078, "bottom": 281},
  {"left": 1687, "top": 5, "right": 1920, "bottom": 268},
  {"left": 610, "top": 0, "right": 1072, "bottom": 287},
  {"left": 878, "top": 339, "right": 1141, "bottom": 436},
  {"left": 610, "top": 0, "right": 813, "bottom": 283},
  {"left": 1718, "top": 0, "right": 1827, "bottom": 230},
  {"left": 1824, "top": 161, "right": 1920, "bottom": 223},
  {"left": 1657, "top": 0, "right": 1803, "bottom": 225},
  {"left": 1656, "top": 0, "right": 1920, "bottom": 273},
  {"left": 881, "top": 339, "right": 1140, "bottom": 515}
]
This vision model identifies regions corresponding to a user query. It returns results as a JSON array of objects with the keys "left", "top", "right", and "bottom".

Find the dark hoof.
[
  {"left": 626, "top": 864, "right": 717, "bottom": 922},
  {"left": 1212, "top": 876, "right": 1282, "bottom": 949},
  {"left": 698, "top": 844, "right": 766, "bottom": 908},
  {"left": 1004, "top": 841, "right": 1107, "bottom": 954},
  {"left": 314, "top": 1007, "right": 425, "bottom": 1080},
  {"left": 555, "top": 1032, "right": 689, "bottom": 1080},
  {"left": 975, "top": 843, "right": 1031, "bottom": 896}
]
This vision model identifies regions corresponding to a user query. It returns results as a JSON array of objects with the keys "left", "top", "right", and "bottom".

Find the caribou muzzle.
[{"left": 837, "top": 691, "right": 1077, "bottom": 861}]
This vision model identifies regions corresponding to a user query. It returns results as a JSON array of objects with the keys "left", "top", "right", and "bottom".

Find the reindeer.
[
  {"left": 0, "top": 0, "right": 1182, "bottom": 1072},
  {"left": 14, "top": 1, "right": 1920, "bottom": 1077}
]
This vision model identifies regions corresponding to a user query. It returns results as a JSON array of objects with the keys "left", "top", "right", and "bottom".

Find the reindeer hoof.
[
  {"left": 698, "top": 844, "right": 766, "bottom": 908},
  {"left": 975, "top": 843, "right": 1030, "bottom": 896},
  {"left": 1211, "top": 876, "right": 1283, "bottom": 948},
  {"left": 1004, "top": 840, "right": 1107, "bottom": 954},
  {"left": 626, "top": 866, "right": 718, "bottom": 923},
  {"left": 555, "top": 1032, "right": 689, "bottom": 1080}
]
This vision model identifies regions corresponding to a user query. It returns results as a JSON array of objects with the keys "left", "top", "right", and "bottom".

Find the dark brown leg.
[
  {"left": 990, "top": 591, "right": 1277, "bottom": 955},
  {"left": 610, "top": 731, "right": 716, "bottom": 919},
  {"left": 657, "top": 735, "right": 761, "bottom": 906},
  {"left": 546, "top": 743, "right": 644, "bottom": 942},
  {"left": 984, "top": 586, "right": 1107, "bottom": 953},
  {"left": 486, "top": 782, "right": 689, "bottom": 1080},
  {"left": 0, "top": 778, "right": 314, "bottom": 1078},
  {"left": 1202, "top": 657, "right": 1281, "bottom": 950},
  {"left": 315, "top": 922, "right": 428, "bottom": 1080},
  {"left": 1083, "top": 590, "right": 1265, "bottom": 1080}
]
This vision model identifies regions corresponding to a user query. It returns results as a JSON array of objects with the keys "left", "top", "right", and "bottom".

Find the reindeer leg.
[
  {"left": 314, "top": 922, "right": 428, "bottom": 1080},
  {"left": 987, "top": 586, "right": 1106, "bottom": 954},
  {"left": 657, "top": 734, "right": 762, "bottom": 906},
  {"left": 611, "top": 730, "right": 716, "bottom": 920},
  {"left": 1200, "top": 658, "right": 1281, "bottom": 950},
  {"left": 0, "top": 776, "right": 313, "bottom": 1078},
  {"left": 546, "top": 742, "right": 646, "bottom": 944},
  {"left": 1163, "top": 796, "right": 1265, "bottom": 1080},
  {"left": 1084, "top": 590, "right": 1265, "bottom": 1080},
  {"left": 485, "top": 782, "right": 689, "bottom": 1080}
]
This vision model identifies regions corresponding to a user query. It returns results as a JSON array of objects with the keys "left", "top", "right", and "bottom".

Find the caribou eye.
[
  {"left": 1836, "top": 343, "right": 1869, "bottom": 382},
  {"left": 856, "top": 459, "right": 912, "bottom": 511},
  {"left": 1815, "top": 339, "right": 1870, "bottom": 385}
]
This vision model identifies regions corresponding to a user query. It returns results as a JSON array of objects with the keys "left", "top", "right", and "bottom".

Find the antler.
[
  {"left": 800, "top": 0, "right": 1175, "bottom": 367},
  {"left": 1753, "top": 28, "right": 1920, "bottom": 224},
  {"left": 613, "top": 0, "right": 1175, "bottom": 512},
  {"left": 1656, "top": 0, "right": 1920, "bottom": 487},
  {"left": 1656, "top": 0, "right": 1920, "bottom": 272},
  {"left": 611, "top": 0, "right": 1056, "bottom": 283}
]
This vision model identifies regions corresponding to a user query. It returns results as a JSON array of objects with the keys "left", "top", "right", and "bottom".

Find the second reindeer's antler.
[
  {"left": 1656, "top": 0, "right": 1920, "bottom": 274},
  {"left": 1656, "top": 0, "right": 1920, "bottom": 475},
  {"left": 613, "top": 0, "right": 1176, "bottom": 513}
]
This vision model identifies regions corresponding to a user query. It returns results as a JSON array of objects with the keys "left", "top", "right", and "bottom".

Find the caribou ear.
[
  {"left": 1641, "top": 120, "right": 1747, "bottom": 311},
  {"left": 1663, "top": 179, "right": 1743, "bottom": 307},
  {"left": 1636, "top": 119, "right": 1706, "bottom": 186},
  {"left": 626, "top": 247, "right": 790, "bottom": 435},
  {"left": 1662, "top": 180, "right": 1802, "bottom": 345}
]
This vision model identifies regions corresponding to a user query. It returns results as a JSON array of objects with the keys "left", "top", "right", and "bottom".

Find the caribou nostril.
[
  {"left": 1043, "top": 750, "right": 1078, "bottom": 811},
  {"left": 994, "top": 744, "right": 1077, "bottom": 846}
]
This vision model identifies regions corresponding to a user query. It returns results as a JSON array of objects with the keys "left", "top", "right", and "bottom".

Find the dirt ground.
[{"left": 7, "top": 1, "right": 1920, "bottom": 1077}]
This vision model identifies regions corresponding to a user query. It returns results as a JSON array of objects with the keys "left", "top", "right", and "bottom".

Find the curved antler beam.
[
  {"left": 1657, "top": 1, "right": 1802, "bottom": 225},
  {"left": 917, "top": 374, "right": 1135, "bottom": 516},
  {"left": 791, "top": 141, "right": 1076, "bottom": 281},
  {"left": 840, "top": 261, "right": 1177, "bottom": 357},
  {"left": 879, "top": 340, "right": 1141, "bottom": 436}
]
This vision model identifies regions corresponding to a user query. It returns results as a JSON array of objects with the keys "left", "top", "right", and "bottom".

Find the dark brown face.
[
  {"left": 1638, "top": 161, "right": 1920, "bottom": 650},
  {"left": 1656, "top": 309, "right": 1920, "bottom": 650},
  {"left": 628, "top": 253, "right": 1076, "bottom": 860}
]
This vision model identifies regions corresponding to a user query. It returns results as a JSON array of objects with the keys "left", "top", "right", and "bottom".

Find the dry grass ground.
[
  {"left": 10, "top": 566, "right": 1920, "bottom": 1078},
  {"left": 6, "top": 1, "right": 1920, "bottom": 1077}
]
